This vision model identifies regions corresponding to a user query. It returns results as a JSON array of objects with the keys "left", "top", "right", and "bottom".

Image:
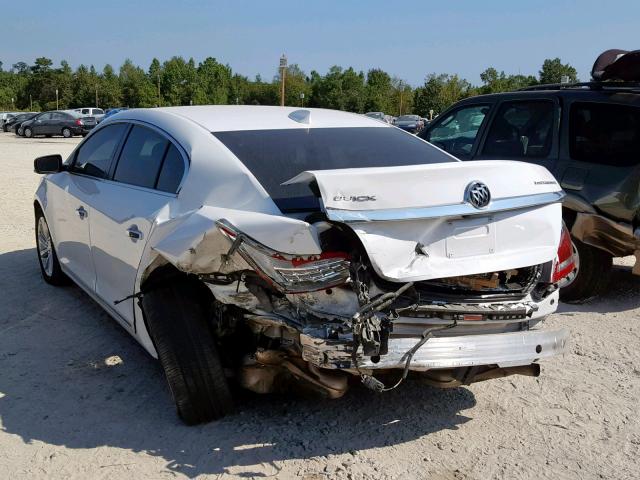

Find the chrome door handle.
[
  {"left": 76, "top": 206, "right": 87, "bottom": 219},
  {"left": 127, "top": 226, "right": 143, "bottom": 240}
]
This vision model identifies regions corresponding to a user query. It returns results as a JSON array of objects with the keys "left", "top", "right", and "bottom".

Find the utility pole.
[
  {"left": 55, "top": 89, "right": 59, "bottom": 110},
  {"left": 398, "top": 81, "right": 403, "bottom": 116},
  {"left": 95, "top": 85, "right": 99, "bottom": 107},
  {"left": 30, "top": 94, "right": 33, "bottom": 111},
  {"left": 279, "top": 54, "right": 287, "bottom": 107},
  {"left": 300, "top": 92, "right": 305, "bottom": 107},
  {"left": 157, "top": 74, "right": 161, "bottom": 107}
]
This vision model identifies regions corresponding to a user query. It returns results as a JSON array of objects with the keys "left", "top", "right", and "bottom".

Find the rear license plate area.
[{"left": 445, "top": 217, "right": 496, "bottom": 258}]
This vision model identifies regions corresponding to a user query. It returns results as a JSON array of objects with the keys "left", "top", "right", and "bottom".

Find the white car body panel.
[
  {"left": 284, "top": 162, "right": 564, "bottom": 281},
  {"left": 34, "top": 105, "right": 568, "bottom": 373}
]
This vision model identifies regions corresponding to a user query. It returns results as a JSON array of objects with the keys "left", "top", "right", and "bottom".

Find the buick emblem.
[{"left": 465, "top": 181, "right": 491, "bottom": 209}]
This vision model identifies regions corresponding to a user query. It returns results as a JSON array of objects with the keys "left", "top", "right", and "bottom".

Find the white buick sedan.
[{"left": 34, "top": 106, "right": 573, "bottom": 424}]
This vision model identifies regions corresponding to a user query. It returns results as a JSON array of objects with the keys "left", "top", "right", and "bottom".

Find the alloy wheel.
[{"left": 37, "top": 216, "right": 54, "bottom": 277}]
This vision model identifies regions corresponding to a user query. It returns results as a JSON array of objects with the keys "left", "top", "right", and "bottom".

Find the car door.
[
  {"left": 50, "top": 112, "right": 67, "bottom": 135},
  {"left": 88, "top": 123, "right": 187, "bottom": 325},
  {"left": 555, "top": 99, "right": 640, "bottom": 223},
  {"left": 32, "top": 112, "right": 51, "bottom": 135},
  {"left": 420, "top": 103, "right": 494, "bottom": 159},
  {"left": 474, "top": 97, "right": 560, "bottom": 171},
  {"left": 45, "top": 123, "right": 129, "bottom": 290}
]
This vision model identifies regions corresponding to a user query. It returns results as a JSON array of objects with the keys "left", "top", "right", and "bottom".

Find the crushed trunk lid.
[{"left": 284, "top": 160, "right": 564, "bottom": 282}]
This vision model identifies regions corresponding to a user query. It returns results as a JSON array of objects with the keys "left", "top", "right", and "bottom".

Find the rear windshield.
[{"left": 213, "top": 127, "right": 455, "bottom": 211}]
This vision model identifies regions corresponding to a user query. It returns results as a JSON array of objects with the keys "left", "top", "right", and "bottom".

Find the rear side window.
[
  {"left": 72, "top": 124, "right": 128, "bottom": 178},
  {"left": 156, "top": 144, "right": 185, "bottom": 193},
  {"left": 482, "top": 100, "right": 553, "bottom": 158},
  {"left": 570, "top": 102, "right": 640, "bottom": 166},
  {"left": 114, "top": 126, "right": 169, "bottom": 189},
  {"left": 94, "top": 109, "right": 104, "bottom": 115}
]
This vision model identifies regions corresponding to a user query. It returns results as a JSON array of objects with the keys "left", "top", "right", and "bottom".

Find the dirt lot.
[{"left": 0, "top": 132, "right": 638, "bottom": 480}]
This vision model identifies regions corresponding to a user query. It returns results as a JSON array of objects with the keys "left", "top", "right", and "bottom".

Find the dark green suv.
[{"left": 419, "top": 82, "right": 640, "bottom": 301}]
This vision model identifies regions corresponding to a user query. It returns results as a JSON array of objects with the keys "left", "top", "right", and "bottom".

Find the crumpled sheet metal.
[
  {"left": 150, "top": 205, "right": 321, "bottom": 274},
  {"left": 571, "top": 212, "right": 640, "bottom": 258}
]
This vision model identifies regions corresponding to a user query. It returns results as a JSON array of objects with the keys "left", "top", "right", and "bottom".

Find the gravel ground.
[{"left": 0, "top": 132, "right": 638, "bottom": 480}]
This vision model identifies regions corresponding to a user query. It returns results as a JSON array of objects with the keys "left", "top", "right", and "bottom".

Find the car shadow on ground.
[
  {"left": 0, "top": 248, "right": 475, "bottom": 477},
  {"left": 557, "top": 263, "right": 640, "bottom": 315}
]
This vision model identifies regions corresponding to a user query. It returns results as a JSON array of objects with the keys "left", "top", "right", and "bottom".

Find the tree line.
[{"left": 0, "top": 56, "right": 578, "bottom": 116}]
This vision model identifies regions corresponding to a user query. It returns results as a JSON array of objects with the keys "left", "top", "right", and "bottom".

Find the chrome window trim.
[
  {"left": 68, "top": 119, "right": 190, "bottom": 195},
  {"left": 325, "top": 191, "right": 566, "bottom": 223}
]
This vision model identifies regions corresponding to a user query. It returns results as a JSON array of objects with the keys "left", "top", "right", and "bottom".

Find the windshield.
[{"left": 213, "top": 127, "right": 455, "bottom": 212}]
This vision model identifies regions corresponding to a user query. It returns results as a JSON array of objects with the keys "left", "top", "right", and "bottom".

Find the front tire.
[
  {"left": 560, "top": 238, "right": 612, "bottom": 302},
  {"left": 62, "top": 127, "right": 72, "bottom": 138},
  {"left": 141, "top": 280, "right": 234, "bottom": 424},
  {"left": 24, "top": 127, "right": 33, "bottom": 138},
  {"left": 35, "top": 210, "right": 68, "bottom": 286}
]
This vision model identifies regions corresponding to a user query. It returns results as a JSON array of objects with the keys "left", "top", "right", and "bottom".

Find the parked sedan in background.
[
  {"left": 395, "top": 114, "right": 424, "bottom": 133},
  {"left": 22, "top": 111, "right": 96, "bottom": 138},
  {"left": 33, "top": 106, "right": 571, "bottom": 425},
  {"left": 0, "top": 112, "right": 19, "bottom": 129},
  {"left": 3, "top": 112, "right": 39, "bottom": 132}
]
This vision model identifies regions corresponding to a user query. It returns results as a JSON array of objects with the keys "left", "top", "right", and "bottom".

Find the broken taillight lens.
[
  {"left": 552, "top": 225, "right": 575, "bottom": 283},
  {"left": 217, "top": 222, "right": 350, "bottom": 293}
]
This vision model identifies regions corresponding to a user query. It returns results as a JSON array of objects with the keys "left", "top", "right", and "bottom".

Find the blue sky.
[{"left": 4, "top": 0, "right": 639, "bottom": 86}]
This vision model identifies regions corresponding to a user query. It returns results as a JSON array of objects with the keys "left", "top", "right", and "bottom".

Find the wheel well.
[
  {"left": 562, "top": 207, "right": 578, "bottom": 231},
  {"left": 141, "top": 264, "right": 213, "bottom": 306}
]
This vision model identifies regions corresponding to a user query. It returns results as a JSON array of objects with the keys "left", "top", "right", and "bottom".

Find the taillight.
[
  {"left": 217, "top": 221, "right": 350, "bottom": 293},
  {"left": 75, "top": 119, "right": 82, "bottom": 126},
  {"left": 552, "top": 225, "right": 575, "bottom": 283}
]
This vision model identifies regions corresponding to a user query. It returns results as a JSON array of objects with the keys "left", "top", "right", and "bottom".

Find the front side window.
[
  {"left": 114, "top": 126, "right": 169, "bottom": 189},
  {"left": 82, "top": 109, "right": 89, "bottom": 114},
  {"left": 214, "top": 127, "right": 455, "bottom": 210},
  {"left": 570, "top": 102, "right": 640, "bottom": 166},
  {"left": 72, "top": 124, "right": 128, "bottom": 178},
  {"left": 482, "top": 100, "right": 554, "bottom": 158},
  {"left": 423, "top": 105, "right": 490, "bottom": 159}
]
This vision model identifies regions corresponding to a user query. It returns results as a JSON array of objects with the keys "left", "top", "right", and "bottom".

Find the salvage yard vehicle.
[
  {"left": 394, "top": 114, "right": 424, "bottom": 133},
  {"left": 34, "top": 106, "right": 572, "bottom": 424},
  {"left": 419, "top": 50, "right": 640, "bottom": 301},
  {"left": 22, "top": 110, "right": 96, "bottom": 138}
]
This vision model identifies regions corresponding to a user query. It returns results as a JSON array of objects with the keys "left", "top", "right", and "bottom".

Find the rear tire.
[
  {"left": 62, "top": 127, "right": 72, "bottom": 138},
  {"left": 560, "top": 238, "right": 612, "bottom": 302},
  {"left": 141, "top": 280, "right": 234, "bottom": 424}
]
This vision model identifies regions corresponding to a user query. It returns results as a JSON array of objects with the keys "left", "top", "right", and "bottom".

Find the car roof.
[
  {"left": 453, "top": 84, "right": 640, "bottom": 106},
  {"left": 134, "top": 106, "right": 390, "bottom": 132}
]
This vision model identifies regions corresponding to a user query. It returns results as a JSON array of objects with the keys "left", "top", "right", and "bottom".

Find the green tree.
[
  {"left": 390, "top": 77, "right": 413, "bottom": 116},
  {"left": 539, "top": 58, "right": 578, "bottom": 84},
  {"left": 365, "top": 68, "right": 393, "bottom": 113},
  {"left": 120, "top": 59, "right": 156, "bottom": 107},
  {"left": 197, "top": 57, "right": 231, "bottom": 104},
  {"left": 413, "top": 73, "right": 474, "bottom": 117},
  {"left": 479, "top": 67, "right": 537, "bottom": 94},
  {"left": 99, "top": 64, "right": 122, "bottom": 108}
]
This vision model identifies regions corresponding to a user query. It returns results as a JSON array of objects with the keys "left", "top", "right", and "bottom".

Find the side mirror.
[{"left": 34, "top": 154, "right": 64, "bottom": 174}]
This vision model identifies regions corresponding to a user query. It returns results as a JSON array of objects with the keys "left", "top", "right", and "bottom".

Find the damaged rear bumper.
[{"left": 301, "top": 327, "right": 569, "bottom": 371}]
